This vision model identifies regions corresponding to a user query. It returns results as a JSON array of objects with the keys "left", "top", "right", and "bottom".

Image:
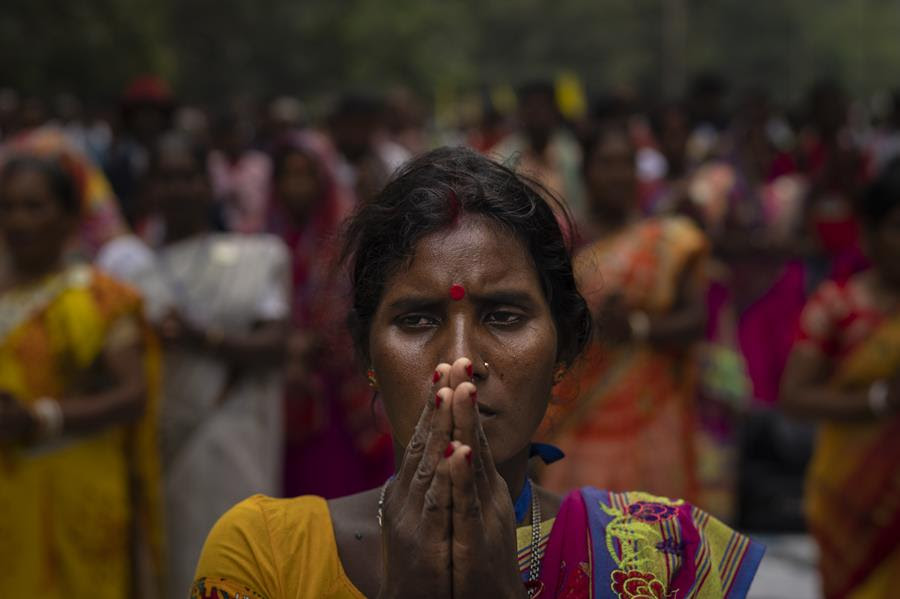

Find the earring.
[
  {"left": 552, "top": 364, "right": 566, "bottom": 385},
  {"left": 366, "top": 369, "right": 379, "bottom": 389}
]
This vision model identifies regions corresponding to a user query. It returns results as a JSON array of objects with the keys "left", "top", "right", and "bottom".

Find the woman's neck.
[
  {"left": 496, "top": 446, "right": 531, "bottom": 505},
  {"left": 164, "top": 220, "right": 211, "bottom": 245},
  {"left": 9, "top": 257, "right": 66, "bottom": 288}
]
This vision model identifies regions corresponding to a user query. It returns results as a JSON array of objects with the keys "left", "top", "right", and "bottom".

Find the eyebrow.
[
  {"left": 385, "top": 296, "right": 442, "bottom": 312},
  {"left": 385, "top": 289, "right": 538, "bottom": 311},
  {"left": 468, "top": 290, "right": 538, "bottom": 308}
]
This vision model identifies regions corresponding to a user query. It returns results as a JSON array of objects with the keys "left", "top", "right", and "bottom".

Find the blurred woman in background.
[
  {"left": 781, "top": 159, "right": 900, "bottom": 599},
  {"left": 0, "top": 154, "right": 163, "bottom": 597},
  {"left": 543, "top": 125, "right": 708, "bottom": 501},
  {"left": 269, "top": 131, "right": 393, "bottom": 499},
  {"left": 147, "top": 133, "right": 290, "bottom": 596}
]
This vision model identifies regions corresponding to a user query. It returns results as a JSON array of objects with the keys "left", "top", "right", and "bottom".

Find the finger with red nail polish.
[{"left": 449, "top": 357, "right": 472, "bottom": 389}]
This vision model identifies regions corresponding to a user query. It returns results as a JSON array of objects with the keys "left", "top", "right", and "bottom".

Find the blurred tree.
[
  {"left": 0, "top": 0, "right": 173, "bottom": 101},
  {"left": 2, "top": 0, "right": 900, "bottom": 108}
]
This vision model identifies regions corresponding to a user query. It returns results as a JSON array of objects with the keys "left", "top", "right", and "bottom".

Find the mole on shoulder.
[{"left": 354, "top": 531, "right": 363, "bottom": 541}]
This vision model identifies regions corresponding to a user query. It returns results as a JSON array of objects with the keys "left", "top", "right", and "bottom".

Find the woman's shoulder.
[
  {"left": 192, "top": 494, "right": 346, "bottom": 599},
  {"left": 571, "top": 487, "right": 764, "bottom": 599},
  {"left": 50, "top": 266, "right": 142, "bottom": 332}
]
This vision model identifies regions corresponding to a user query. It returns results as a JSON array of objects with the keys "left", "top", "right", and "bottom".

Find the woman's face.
[
  {"left": 0, "top": 169, "right": 74, "bottom": 273},
  {"left": 276, "top": 151, "right": 322, "bottom": 217},
  {"left": 369, "top": 216, "right": 559, "bottom": 465},
  {"left": 585, "top": 133, "right": 637, "bottom": 220},
  {"left": 151, "top": 149, "right": 210, "bottom": 226}
]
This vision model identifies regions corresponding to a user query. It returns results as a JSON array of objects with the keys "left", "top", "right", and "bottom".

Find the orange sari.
[{"left": 542, "top": 216, "right": 707, "bottom": 501}]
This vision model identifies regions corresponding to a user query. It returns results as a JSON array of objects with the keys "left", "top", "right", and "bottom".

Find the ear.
[
  {"left": 552, "top": 362, "right": 567, "bottom": 386},
  {"left": 346, "top": 308, "right": 371, "bottom": 365}
]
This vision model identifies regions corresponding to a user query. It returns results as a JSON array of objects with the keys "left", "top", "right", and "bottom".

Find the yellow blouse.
[{"left": 192, "top": 494, "right": 554, "bottom": 599}]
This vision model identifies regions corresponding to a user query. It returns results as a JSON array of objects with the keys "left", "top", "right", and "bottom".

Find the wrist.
[
  {"left": 868, "top": 380, "right": 891, "bottom": 417},
  {"left": 203, "top": 326, "right": 226, "bottom": 351},
  {"left": 628, "top": 310, "right": 651, "bottom": 342},
  {"left": 31, "top": 396, "right": 64, "bottom": 441}
]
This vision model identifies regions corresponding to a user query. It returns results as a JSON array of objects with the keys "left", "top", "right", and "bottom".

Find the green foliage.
[
  {"left": 2, "top": 0, "right": 900, "bottom": 105},
  {"left": 0, "top": 0, "right": 173, "bottom": 100}
]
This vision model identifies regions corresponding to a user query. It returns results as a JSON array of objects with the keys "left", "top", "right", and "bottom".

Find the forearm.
[
  {"left": 204, "top": 323, "right": 288, "bottom": 367},
  {"left": 780, "top": 385, "right": 880, "bottom": 422},
  {"left": 641, "top": 306, "right": 707, "bottom": 347},
  {"left": 58, "top": 380, "right": 147, "bottom": 435}
]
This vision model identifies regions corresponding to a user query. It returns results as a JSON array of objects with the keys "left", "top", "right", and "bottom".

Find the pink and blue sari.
[{"left": 532, "top": 488, "right": 763, "bottom": 598}]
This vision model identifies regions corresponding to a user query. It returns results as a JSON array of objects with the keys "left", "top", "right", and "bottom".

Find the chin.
[{"left": 484, "top": 428, "right": 528, "bottom": 466}]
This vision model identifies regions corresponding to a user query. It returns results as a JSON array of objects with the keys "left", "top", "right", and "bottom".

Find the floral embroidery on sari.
[
  {"left": 611, "top": 569, "right": 667, "bottom": 599},
  {"left": 627, "top": 501, "right": 679, "bottom": 523},
  {"left": 599, "top": 493, "right": 687, "bottom": 597}
]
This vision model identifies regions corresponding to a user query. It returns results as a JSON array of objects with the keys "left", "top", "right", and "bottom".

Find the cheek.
[
  {"left": 370, "top": 328, "right": 434, "bottom": 446},
  {"left": 494, "top": 322, "right": 557, "bottom": 417}
]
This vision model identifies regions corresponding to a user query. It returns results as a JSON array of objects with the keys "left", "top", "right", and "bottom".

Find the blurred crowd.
[{"left": 1, "top": 72, "right": 899, "bottom": 597}]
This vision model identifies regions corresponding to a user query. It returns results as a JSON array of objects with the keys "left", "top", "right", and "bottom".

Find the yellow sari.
[
  {"left": 0, "top": 265, "right": 163, "bottom": 597},
  {"left": 805, "top": 308, "right": 900, "bottom": 598}
]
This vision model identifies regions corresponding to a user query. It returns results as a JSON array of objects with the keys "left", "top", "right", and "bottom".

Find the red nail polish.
[
  {"left": 465, "top": 363, "right": 473, "bottom": 378},
  {"left": 432, "top": 370, "right": 440, "bottom": 383},
  {"left": 465, "top": 450, "right": 473, "bottom": 465},
  {"left": 470, "top": 390, "right": 477, "bottom": 405},
  {"left": 435, "top": 394, "right": 442, "bottom": 409},
  {"left": 444, "top": 443, "right": 454, "bottom": 458}
]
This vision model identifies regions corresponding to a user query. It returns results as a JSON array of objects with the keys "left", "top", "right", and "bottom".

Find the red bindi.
[{"left": 449, "top": 284, "right": 466, "bottom": 301}]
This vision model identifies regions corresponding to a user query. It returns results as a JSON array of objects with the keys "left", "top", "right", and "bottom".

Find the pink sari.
[{"left": 536, "top": 488, "right": 763, "bottom": 598}]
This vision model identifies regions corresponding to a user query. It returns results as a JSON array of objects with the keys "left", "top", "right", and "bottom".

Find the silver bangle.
[
  {"left": 32, "top": 397, "right": 64, "bottom": 440},
  {"left": 628, "top": 310, "right": 651, "bottom": 342},
  {"left": 868, "top": 380, "right": 890, "bottom": 417}
]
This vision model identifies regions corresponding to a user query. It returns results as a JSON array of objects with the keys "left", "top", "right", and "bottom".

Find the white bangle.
[
  {"left": 868, "top": 380, "right": 890, "bottom": 417},
  {"left": 628, "top": 310, "right": 651, "bottom": 342},
  {"left": 32, "top": 397, "right": 64, "bottom": 440}
]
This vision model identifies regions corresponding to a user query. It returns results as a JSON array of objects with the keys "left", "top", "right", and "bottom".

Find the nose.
[{"left": 445, "top": 313, "right": 488, "bottom": 382}]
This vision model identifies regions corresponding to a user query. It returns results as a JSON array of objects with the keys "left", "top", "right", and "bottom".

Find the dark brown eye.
[
  {"left": 397, "top": 314, "right": 439, "bottom": 329},
  {"left": 485, "top": 311, "right": 524, "bottom": 327}
]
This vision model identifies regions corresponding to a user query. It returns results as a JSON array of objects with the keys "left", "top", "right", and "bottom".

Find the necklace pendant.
[{"left": 524, "top": 580, "right": 544, "bottom": 597}]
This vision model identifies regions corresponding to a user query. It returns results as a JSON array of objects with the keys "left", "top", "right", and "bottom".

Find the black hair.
[
  {"left": 0, "top": 154, "right": 80, "bottom": 216},
  {"left": 859, "top": 157, "right": 900, "bottom": 229},
  {"left": 341, "top": 146, "right": 592, "bottom": 370}
]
